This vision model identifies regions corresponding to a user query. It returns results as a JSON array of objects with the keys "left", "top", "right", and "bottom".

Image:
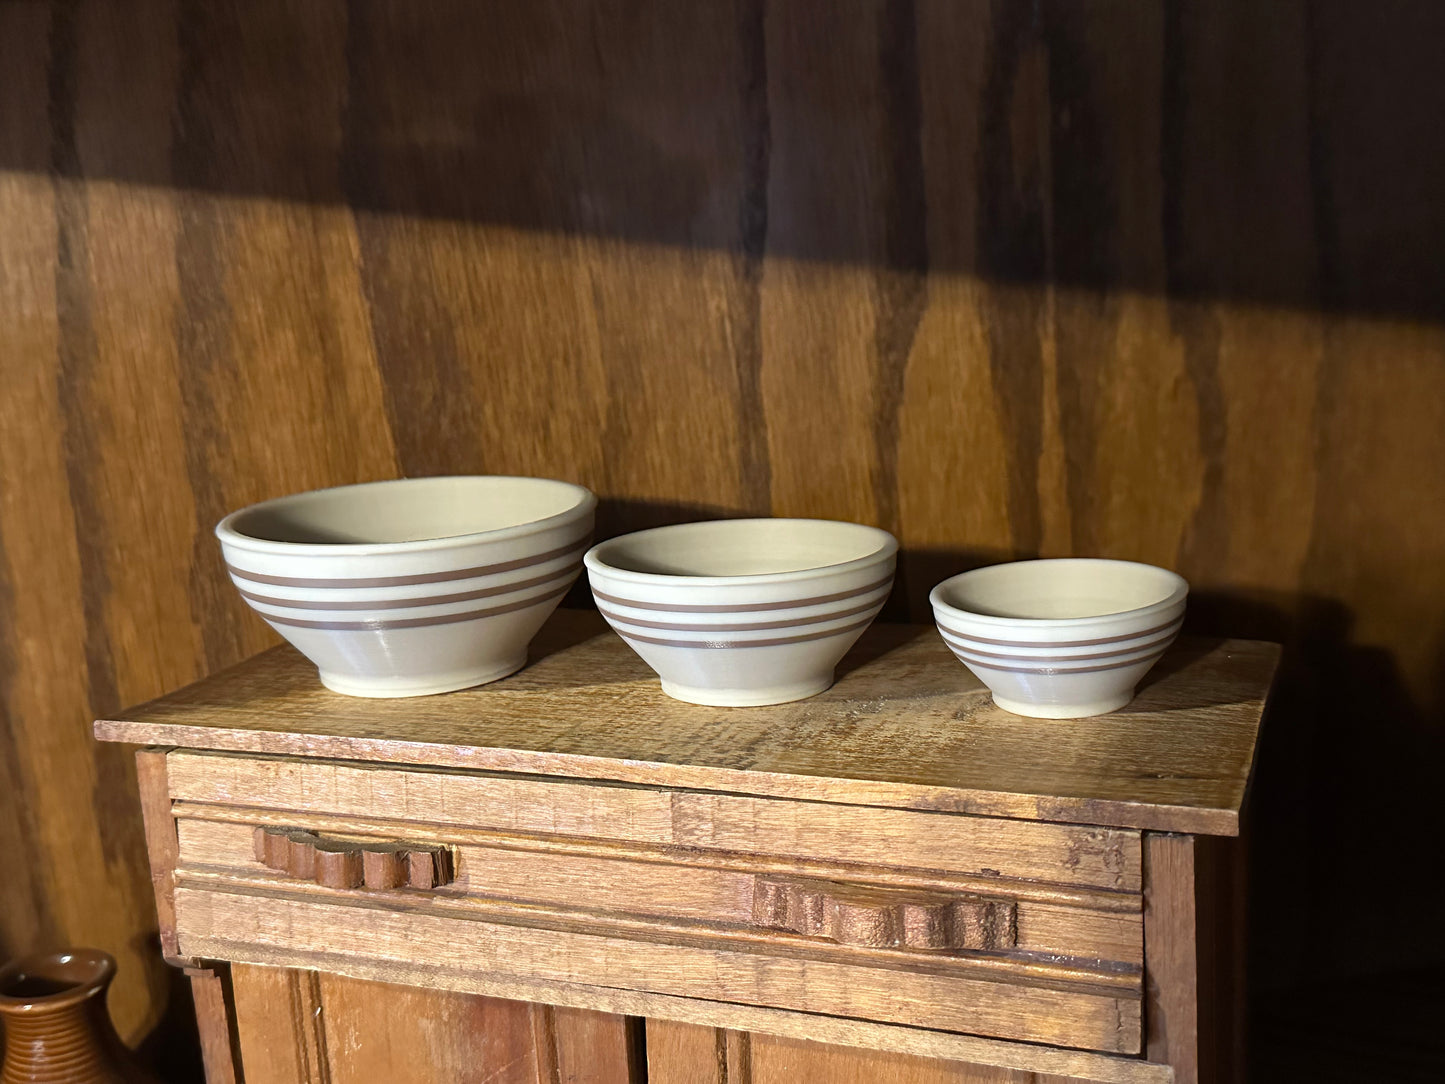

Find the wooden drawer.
[{"left": 166, "top": 751, "right": 1144, "bottom": 1054}]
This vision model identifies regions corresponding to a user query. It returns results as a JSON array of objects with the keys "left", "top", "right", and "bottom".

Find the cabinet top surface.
[{"left": 96, "top": 609, "right": 1277, "bottom": 835}]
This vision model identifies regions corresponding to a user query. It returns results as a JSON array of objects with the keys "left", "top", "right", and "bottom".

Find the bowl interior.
[
  {"left": 590, "top": 519, "right": 893, "bottom": 578},
  {"left": 936, "top": 559, "right": 1184, "bottom": 620},
  {"left": 226, "top": 477, "right": 589, "bottom": 546}
]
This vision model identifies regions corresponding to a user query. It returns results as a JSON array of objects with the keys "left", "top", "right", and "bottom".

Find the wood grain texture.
[
  {"left": 0, "top": 0, "right": 176, "bottom": 1041},
  {"left": 171, "top": 837, "right": 1140, "bottom": 995},
  {"left": 1142, "top": 833, "right": 1246, "bottom": 1084},
  {"left": 184, "top": 964, "right": 240, "bottom": 1084},
  {"left": 645, "top": 1019, "right": 1083, "bottom": 1084},
  {"left": 532, "top": 1004, "right": 644, "bottom": 1084},
  {"left": 1144, "top": 833, "right": 1199, "bottom": 1084},
  {"left": 161, "top": 744, "right": 1145, "bottom": 891},
  {"left": 169, "top": 878, "right": 1132, "bottom": 1005},
  {"left": 4, "top": 0, "right": 1443, "bottom": 1062},
  {"left": 230, "top": 964, "right": 330, "bottom": 1084},
  {"left": 229, "top": 963, "right": 639, "bottom": 1084},
  {"left": 176, "top": 814, "right": 1144, "bottom": 966},
  {"left": 251, "top": 826, "right": 453, "bottom": 891},
  {"left": 101, "top": 613, "right": 1275, "bottom": 836},
  {"left": 173, "top": 885, "right": 1143, "bottom": 1053},
  {"left": 200, "top": 948, "right": 1168, "bottom": 1084},
  {"left": 176, "top": 804, "right": 1140, "bottom": 916},
  {"left": 134, "top": 749, "right": 181, "bottom": 961},
  {"left": 750, "top": 874, "right": 1017, "bottom": 953}
]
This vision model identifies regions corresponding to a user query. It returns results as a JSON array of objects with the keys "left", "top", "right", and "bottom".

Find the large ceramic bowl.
[
  {"left": 930, "top": 559, "right": 1188, "bottom": 719},
  {"left": 216, "top": 476, "right": 596, "bottom": 697},
  {"left": 585, "top": 518, "right": 897, "bottom": 706}
]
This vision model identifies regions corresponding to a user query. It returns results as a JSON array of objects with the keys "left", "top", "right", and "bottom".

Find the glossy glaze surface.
[
  {"left": 217, "top": 477, "right": 596, "bottom": 696},
  {"left": 931, "top": 560, "right": 1187, "bottom": 719},
  {"left": 587, "top": 520, "right": 896, "bottom": 705},
  {"left": 0, "top": 951, "right": 156, "bottom": 1084}
]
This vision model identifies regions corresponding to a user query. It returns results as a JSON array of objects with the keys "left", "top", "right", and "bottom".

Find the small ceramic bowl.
[
  {"left": 585, "top": 518, "right": 897, "bottom": 706},
  {"left": 217, "top": 476, "right": 596, "bottom": 697},
  {"left": 930, "top": 559, "right": 1188, "bottom": 719}
]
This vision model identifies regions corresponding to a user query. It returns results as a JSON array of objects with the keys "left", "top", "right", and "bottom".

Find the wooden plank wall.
[{"left": 1, "top": 0, "right": 1442, "bottom": 1063}]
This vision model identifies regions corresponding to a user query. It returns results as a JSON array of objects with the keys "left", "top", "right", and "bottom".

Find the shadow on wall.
[
  {"left": 1201, "top": 590, "right": 1445, "bottom": 1077},
  {"left": 4, "top": 0, "right": 1444, "bottom": 320}
]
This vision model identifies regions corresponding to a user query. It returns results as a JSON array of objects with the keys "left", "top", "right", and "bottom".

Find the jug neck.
[{"left": 0, "top": 950, "right": 122, "bottom": 1082}]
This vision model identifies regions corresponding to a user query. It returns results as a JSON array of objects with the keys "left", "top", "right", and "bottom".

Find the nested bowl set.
[{"left": 216, "top": 477, "right": 1189, "bottom": 719}]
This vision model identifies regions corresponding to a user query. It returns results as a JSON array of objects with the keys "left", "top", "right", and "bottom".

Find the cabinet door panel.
[
  {"left": 229, "top": 964, "right": 638, "bottom": 1084},
  {"left": 645, "top": 1019, "right": 1077, "bottom": 1084}
]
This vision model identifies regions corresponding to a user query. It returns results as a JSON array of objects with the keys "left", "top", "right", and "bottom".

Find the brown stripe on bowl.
[
  {"left": 941, "top": 643, "right": 1171, "bottom": 676},
  {"left": 594, "top": 595, "right": 885, "bottom": 633},
  {"left": 590, "top": 572, "right": 893, "bottom": 614},
  {"left": 256, "top": 582, "right": 573, "bottom": 632},
  {"left": 936, "top": 615, "right": 1183, "bottom": 650},
  {"left": 236, "top": 562, "right": 581, "bottom": 611},
  {"left": 226, "top": 535, "right": 589, "bottom": 589},
  {"left": 936, "top": 623, "right": 1181, "bottom": 663},
  {"left": 607, "top": 613, "right": 878, "bottom": 651},
  {"left": 939, "top": 630, "right": 1176, "bottom": 671}
]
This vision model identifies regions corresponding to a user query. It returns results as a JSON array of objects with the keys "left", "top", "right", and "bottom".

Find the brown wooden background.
[{"left": 2, "top": 0, "right": 1442, "bottom": 1077}]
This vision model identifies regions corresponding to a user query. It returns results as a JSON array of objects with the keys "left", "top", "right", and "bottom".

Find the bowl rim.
[
  {"left": 215, "top": 476, "right": 596, "bottom": 557},
  {"left": 929, "top": 558, "right": 1188, "bottom": 629},
  {"left": 0, "top": 949, "right": 115, "bottom": 1011},
  {"left": 584, "top": 518, "right": 898, "bottom": 588}
]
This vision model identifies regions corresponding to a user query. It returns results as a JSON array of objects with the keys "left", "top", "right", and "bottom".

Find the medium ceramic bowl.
[
  {"left": 216, "top": 476, "right": 596, "bottom": 697},
  {"left": 585, "top": 518, "right": 897, "bottom": 706},
  {"left": 930, "top": 559, "right": 1188, "bottom": 719}
]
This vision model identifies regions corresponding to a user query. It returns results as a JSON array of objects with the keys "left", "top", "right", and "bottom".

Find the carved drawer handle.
[
  {"left": 752, "top": 875, "right": 1017, "bottom": 952},
  {"left": 253, "top": 827, "right": 454, "bottom": 891}
]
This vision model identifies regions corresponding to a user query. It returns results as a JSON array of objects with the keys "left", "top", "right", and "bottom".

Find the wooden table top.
[{"left": 96, "top": 609, "right": 1278, "bottom": 835}]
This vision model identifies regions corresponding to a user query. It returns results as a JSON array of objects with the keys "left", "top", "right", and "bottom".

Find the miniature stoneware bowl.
[
  {"left": 930, "top": 559, "right": 1188, "bottom": 719},
  {"left": 216, "top": 476, "right": 596, "bottom": 697},
  {"left": 585, "top": 518, "right": 898, "bottom": 706}
]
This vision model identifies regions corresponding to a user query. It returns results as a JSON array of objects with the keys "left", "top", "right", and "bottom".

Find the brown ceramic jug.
[{"left": 0, "top": 949, "right": 157, "bottom": 1084}]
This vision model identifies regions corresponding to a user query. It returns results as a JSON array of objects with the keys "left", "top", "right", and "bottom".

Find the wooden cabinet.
[
  {"left": 223, "top": 966, "right": 637, "bottom": 1084},
  {"left": 98, "top": 611, "right": 1275, "bottom": 1084}
]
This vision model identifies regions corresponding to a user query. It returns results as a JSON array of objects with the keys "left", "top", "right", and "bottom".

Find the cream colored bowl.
[
  {"left": 930, "top": 559, "right": 1188, "bottom": 719},
  {"left": 216, "top": 476, "right": 596, "bottom": 697},
  {"left": 585, "top": 519, "right": 897, "bottom": 706}
]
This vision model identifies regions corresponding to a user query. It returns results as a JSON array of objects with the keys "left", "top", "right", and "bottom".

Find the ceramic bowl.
[
  {"left": 930, "top": 559, "right": 1188, "bottom": 719},
  {"left": 216, "top": 476, "right": 596, "bottom": 697},
  {"left": 585, "top": 518, "right": 898, "bottom": 706}
]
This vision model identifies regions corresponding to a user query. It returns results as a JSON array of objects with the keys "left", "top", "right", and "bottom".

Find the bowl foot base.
[
  {"left": 991, "top": 690, "right": 1135, "bottom": 719},
  {"left": 660, "top": 674, "right": 834, "bottom": 707},
  {"left": 317, "top": 654, "right": 528, "bottom": 698}
]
